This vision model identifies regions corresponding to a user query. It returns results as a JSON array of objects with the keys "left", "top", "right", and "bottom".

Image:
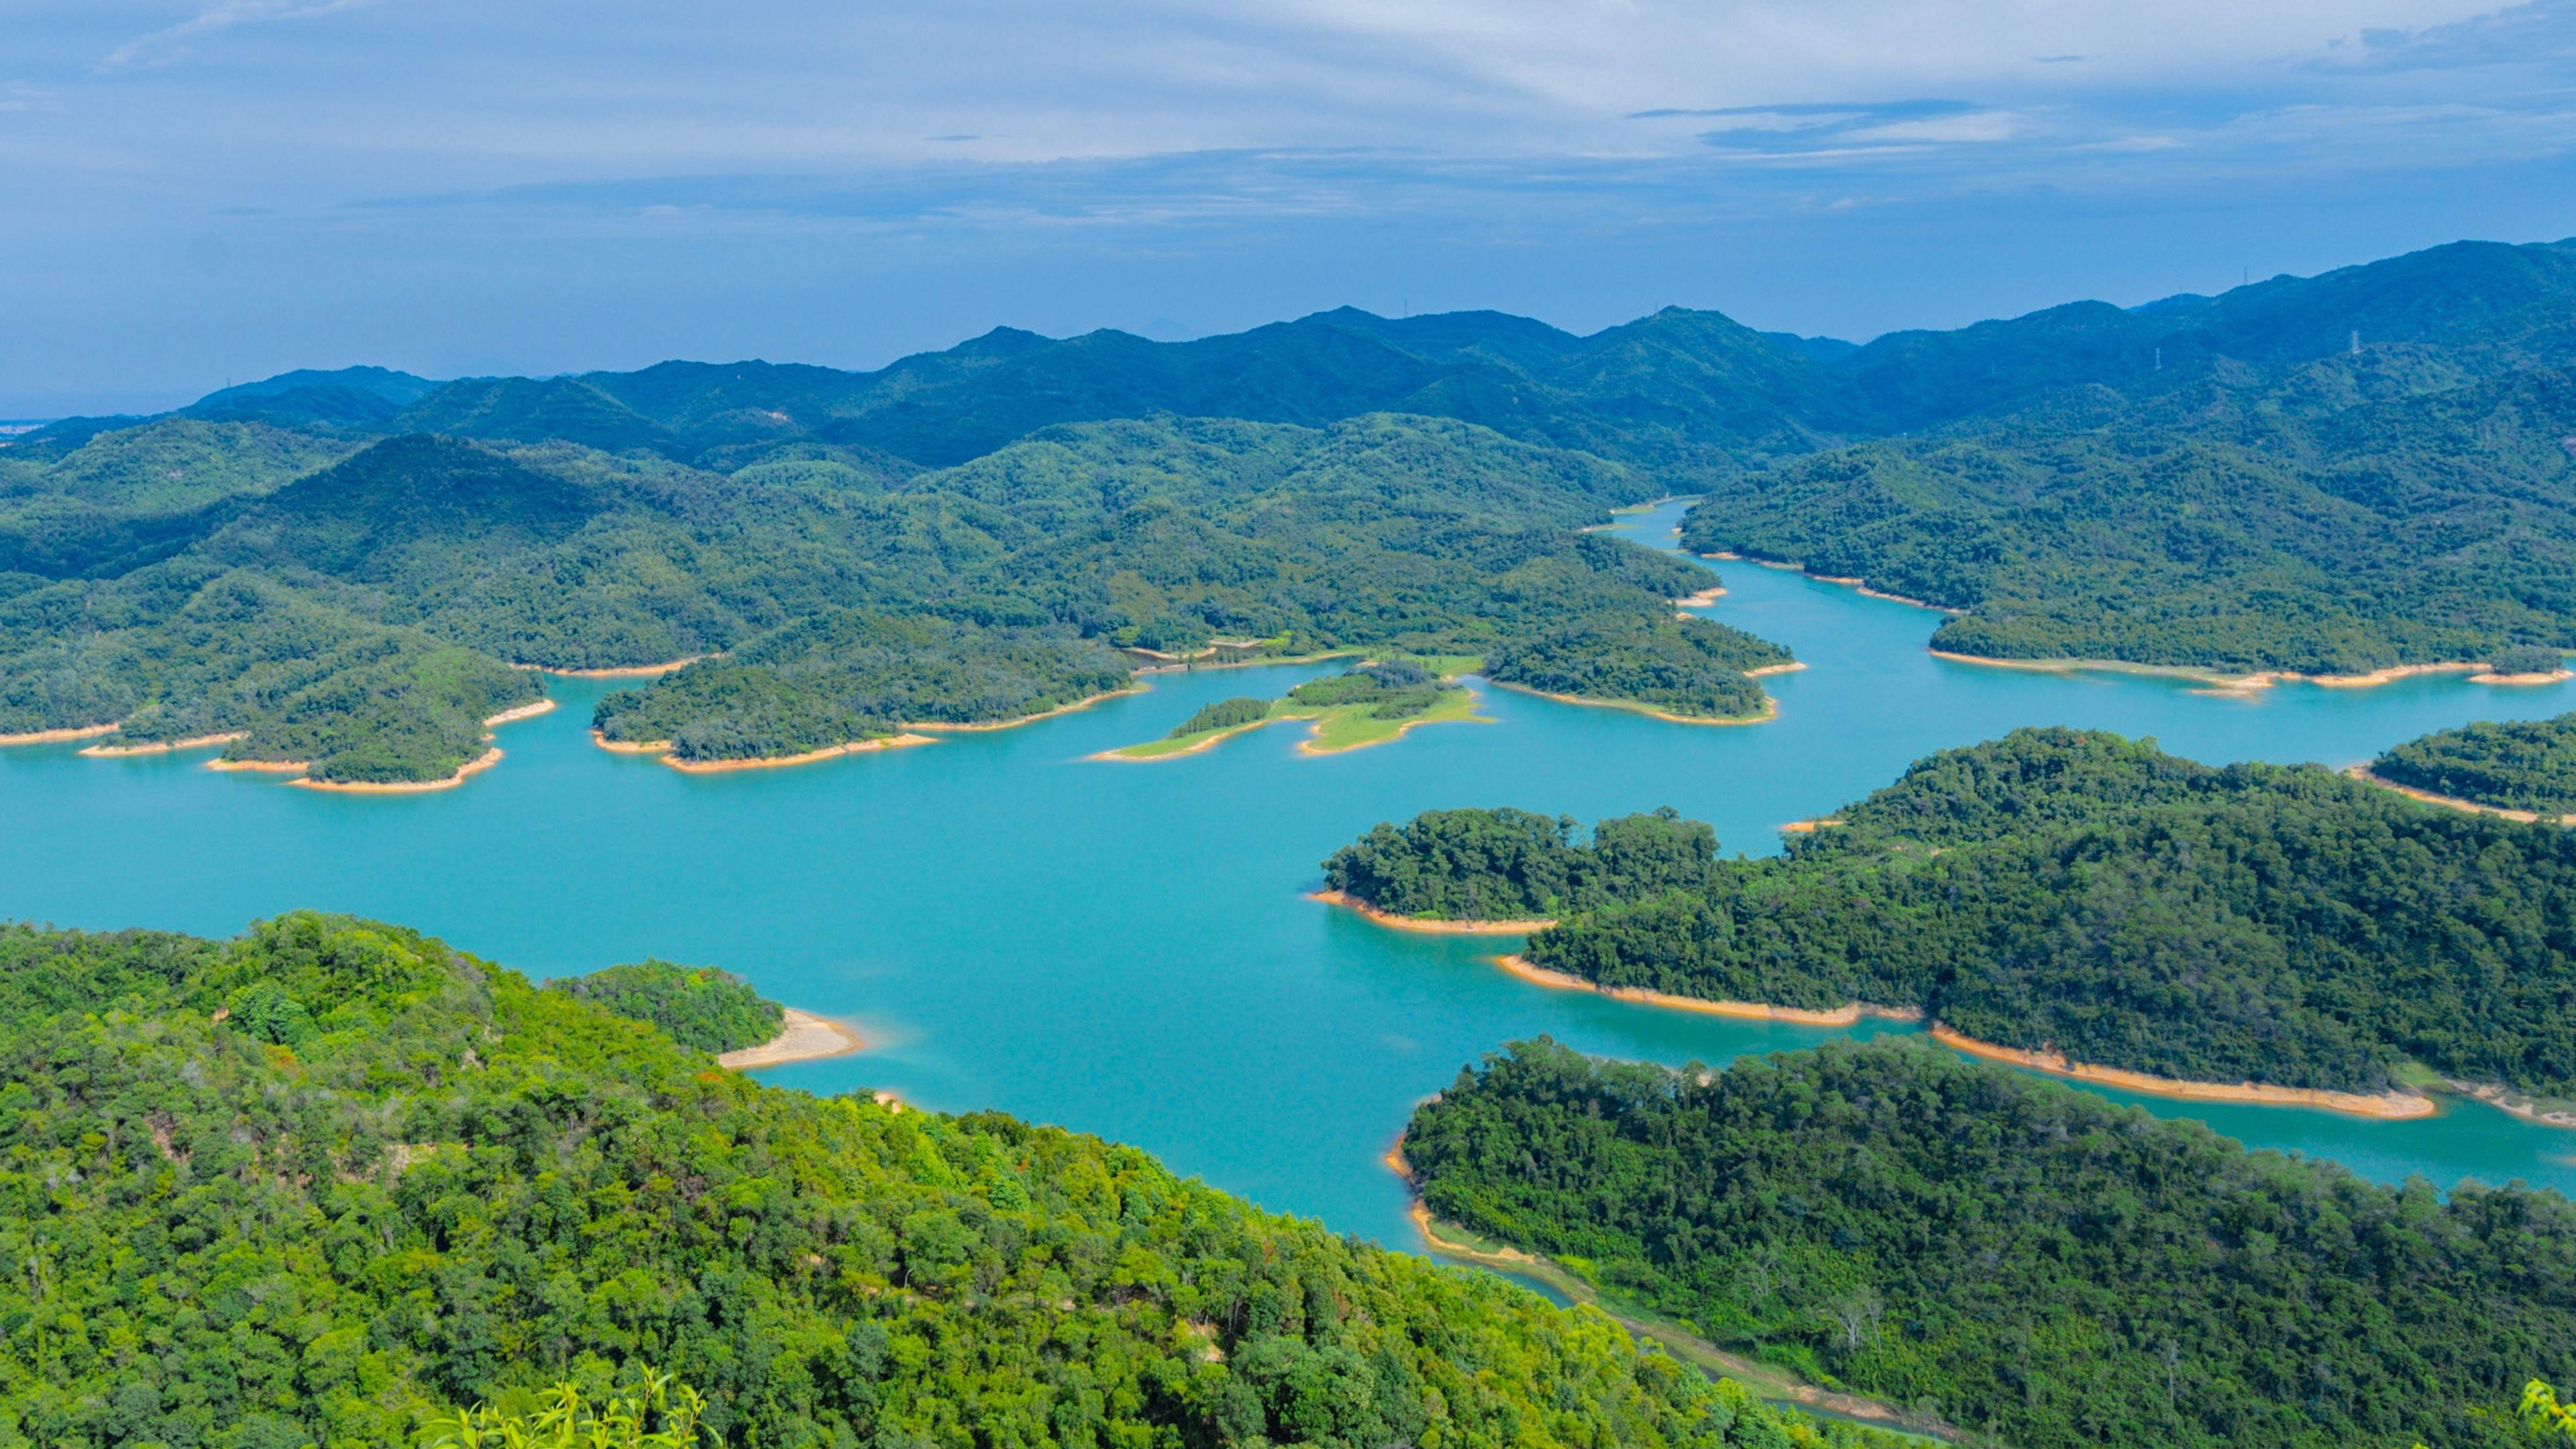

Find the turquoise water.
[{"left": 6, "top": 498, "right": 2576, "bottom": 1249}]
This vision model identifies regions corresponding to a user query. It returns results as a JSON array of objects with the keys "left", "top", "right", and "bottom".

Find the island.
[
  {"left": 1317, "top": 804, "right": 1721, "bottom": 922},
  {"left": 0, "top": 911, "right": 1902, "bottom": 1449},
  {"left": 1403, "top": 1036, "right": 2576, "bottom": 1449},
  {"left": 1407, "top": 728, "right": 2576, "bottom": 1118},
  {"left": 1095, "top": 659, "right": 1485, "bottom": 759}
]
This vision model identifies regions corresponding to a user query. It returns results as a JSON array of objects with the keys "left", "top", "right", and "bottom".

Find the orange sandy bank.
[
  {"left": 2447, "top": 1081, "right": 2576, "bottom": 1130},
  {"left": 1674, "top": 585, "right": 1726, "bottom": 607},
  {"left": 1493, "top": 954, "right": 1923, "bottom": 1026},
  {"left": 1926, "top": 1023, "right": 2436, "bottom": 1118},
  {"left": 80, "top": 731, "right": 245, "bottom": 757},
  {"left": 483, "top": 698, "right": 558, "bottom": 727},
  {"left": 905, "top": 686, "right": 1146, "bottom": 733},
  {"left": 1778, "top": 818, "right": 1843, "bottom": 834},
  {"left": 522, "top": 656, "right": 704, "bottom": 678},
  {"left": 1932, "top": 651, "right": 2554, "bottom": 694},
  {"left": 1311, "top": 889, "right": 1554, "bottom": 935},
  {"left": 661, "top": 733, "right": 937, "bottom": 773},
  {"left": 0, "top": 722, "right": 119, "bottom": 746},
  {"left": 1703, "top": 553, "right": 1958, "bottom": 613},
  {"left": 717, "top": 1008, "right": 865, "bottom": 1069},
  {"left": 206, "top": 757, "right": 310, "bottom": 773},
  {"left": 2344, "top": 765, "right": 2576, "bottom": 825},
  {"left": 289, "top": 747, "right": 505, "bottom": 794},
  {"left": 1488, "top": 680, "right": 1776, "bottom": 727}
]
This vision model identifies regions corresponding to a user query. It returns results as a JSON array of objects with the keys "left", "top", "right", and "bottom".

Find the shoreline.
[
  {"left": 519, "top": 656, "right": 704, "bottom": 678},
  {"left": 207, "top": 756, "right": 310, "bottom": 773},
  {"left": 288, "top": 746, "right": 505, "bottom": 794},
  {"left": 1930, "top": 651, "right": 2562, "bottom": 694},
  {"left": 1487, "top": 680, "right": 1776, "bottom": 727},
  {"left": 1673, "top": 586, "right": 1726, "bottom": 608},
  {"left": 1702, "top": 553, "right": 1958, "bottom": 614},
  {"left": 1089, "top": 717, "right": 1277, "bottom": 762},
  {"left": 483, "top": 698, "right": 559, "bottom": 727},
  {"left": 1311, "top": 889, "right": 1555, "bottom": 935},
  {"left": 1778, "top": 817, "right": 1842, "bottom": 834},
  {"left": 2445, "top": 1079, "right": 2576, "bottom": 1130},
  {"left": 1290, "top": 693, "right": 1489, "bottom": 756},
  {"left": 0, "top": 722, "right": 119, "bottom": 746},
  {"left": 717, "top": 1008, "right": 865, "bottom": 1070},
  {"left": 2344, "top": 765, "right": 2576, "bottom": 825},
  {"left": 1493, "top": 955, "right": 1921, "bottom": 1026},
  {"left": 80, "top": 731, "right": 244, "bottom": 757},
  {"left": 904, "top": 685, "right": 1146, "bottom": 733},
  {"left": 1925, "top": 1023, "right": 2436, "bottom": 1118},
  {"left": 661, "top": 733, "right": 938, "bottom": 773}
]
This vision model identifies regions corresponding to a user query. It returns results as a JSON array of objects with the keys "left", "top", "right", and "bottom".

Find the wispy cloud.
[{"left": 100, "top": 0, "right": 383, "bottom": 72}]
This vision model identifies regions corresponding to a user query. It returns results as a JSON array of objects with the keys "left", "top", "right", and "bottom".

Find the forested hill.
[
  {"left": 0, "top": 912, "right": 1898, "bottom": 1449},
  {"left": 1, "top": 415, "right": 1791, "bottom": 777},
  {"left": 1404, "top": 1036, "right": 2576, "bottom": 1449},
  {"left": 11, "top": 234, "right": 2576, "bottom": 773},
  {"left": 1519, "top": 727, "right": 2576, "bottom": 1099},
  {"left": 2373, "top": 710, "right": 2576, "bottom": 817}
]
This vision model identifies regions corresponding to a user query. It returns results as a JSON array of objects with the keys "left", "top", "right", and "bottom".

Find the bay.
[{"left": 5, "top": 499, "right": 2575, "bottom": 1249}]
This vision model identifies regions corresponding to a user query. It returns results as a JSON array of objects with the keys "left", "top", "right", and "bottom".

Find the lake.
[{"left": 6, "top": 498, "right": 2576, "bottom": 1248}]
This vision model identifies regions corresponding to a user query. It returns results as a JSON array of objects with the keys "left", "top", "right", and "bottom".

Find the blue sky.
[{"left": 6, "top": 0, "right": 2576, "bottom": 414}]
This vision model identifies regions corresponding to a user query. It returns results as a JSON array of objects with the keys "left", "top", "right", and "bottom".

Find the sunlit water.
[{"left": 7, "top": 500, "right": 2576, "bottom": 1248}]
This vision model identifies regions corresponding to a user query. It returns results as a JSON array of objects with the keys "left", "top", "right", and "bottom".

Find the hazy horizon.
[{"left": 10, "top": 1, "right": 2576, "bottom": 415}]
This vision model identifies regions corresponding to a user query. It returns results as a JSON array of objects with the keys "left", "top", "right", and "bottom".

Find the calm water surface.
[{"left": 7, "top": 500, "right": 2576, "bottom": 1247}]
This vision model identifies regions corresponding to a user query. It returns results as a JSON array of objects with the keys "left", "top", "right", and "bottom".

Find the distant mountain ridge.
[{"left": 24, "top": 234, "right": 2568, "bottom": 478}]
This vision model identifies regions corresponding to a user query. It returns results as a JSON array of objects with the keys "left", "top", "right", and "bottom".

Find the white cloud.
[{"left": 99, "top": 0, "right": 384, "bottom": 72}]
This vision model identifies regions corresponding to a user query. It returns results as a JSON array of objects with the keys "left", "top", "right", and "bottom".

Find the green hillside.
[
  {"left": 1404, "top": 1036, "right": 2576, "bottom": 1449},
  {"left": 1520, "top": 728, "right": 2576, "bottom": 1098},
  {"left": 2372, "top": 710, "right": 2576, "bottom": 816},
  {"left": 0, "top": 912, "right": 1896, "bottom": 1449}
]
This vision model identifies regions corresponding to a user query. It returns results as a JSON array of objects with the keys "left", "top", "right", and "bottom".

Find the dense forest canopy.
[
  {"left": 1403, "top": 1036, "right": 2576, "bottom": 1449},
  {"left": 1521, "top": 727, "right": 2576, "bottom": 1097},
  {"left": 547, "top": 959, "right": 782, "bottom": 1053},
  {"left": 1, "top": 415, "right": 1788, "bottom": 777},
  {"left": 2373, "top": 710, "right": 2576, "bottom": 816},
  {"left": 11, "top": 235, "right": 2576, "bottom": 771},
  {"left": 0, "top": 913, "right": 1897, "bottom": 1449},
  {"left": 1323, "top": 806, "right": 1720, "bottom": 920}
]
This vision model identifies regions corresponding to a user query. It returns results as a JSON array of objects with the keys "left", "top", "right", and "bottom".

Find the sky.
[{"left": 5, "top": 0, "right": 2576, "bottom": 415}]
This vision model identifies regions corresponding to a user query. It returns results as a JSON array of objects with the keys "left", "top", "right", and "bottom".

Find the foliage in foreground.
[
  {"left": 2372, "top": 710, "right": 2576, "bottom": 816},
  {"left": 1523, "top": 727, "right": 2576, "bottom": 1096},
  {"left": 547, "top": 959, "right": 782, "bottom": 1054},
  {"left": 1324, "top": 806, "right": 1719, "bottom": 920},
  {"left": 1405, "top": 1036, "right": 2576, "bottom": 1449},
  {"left": 0, "top": 912, "right": 1894, "bottom": 1449}
]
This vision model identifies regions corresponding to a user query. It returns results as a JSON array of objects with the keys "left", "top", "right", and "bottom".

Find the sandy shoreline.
[
  {"left": 2344, "top": 765, "right": 2576, "bottom": 824},
  {"left": 1089, "top": 718, "right": 1276, "bottom": 762},
  {"left": 905, "top": 685, "right": 1146, "bottom": 733},
  {"left": 661, "top": 733, "right": 938, "bottom": 773},
  {"left": 79, "top": 731, "right": 245, "bottom": 757},
  {"left": 1925, "top": 1024, "right": 2436, "bottom": 1118},
  {"left": 1703, "top": 553, "right": 1958, "bottom": 614},
  {"left": 1311, "top": 890, "right": 1555, "bottom": 935},
  {"left": 1673, "top": 586, "right": 1726, "bottom": 607},
  {"left": 1493, "top": 954, "right": 1921, "bottom": 1026},
  {"left": 484, "top": 698, "right": 559, "bottom": 727},
  {"left": 1488, "top": 680, "right": 1776, "bottom": 727},
  {"left": 718, "top": 1008, "right": 865, "bottom": 1069},
  {"left": 1931, "top": 651, "right": 2563, "bottom": 694},
  {"left": 2446, "top": 1080, "right": 2576, "bottom": 1129},
  {"left": 0, "top": 722, "right": 119, "bottom": 746},
  {"left": 206, "top": 756, "right": 310, "bottom": 773},
  {"left": 290, "top": 746, "right": 505, "bottom": 794},
  {"left": 521, "top": 656, "right": 704, "bottom": 678},
  {"left": 1778, "top": 818, "right": 1843, "bottom": 834}
]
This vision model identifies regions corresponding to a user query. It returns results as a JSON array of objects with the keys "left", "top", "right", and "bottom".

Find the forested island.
[
  {"left": 547, "top": 957, "right": 783, "bottom": 1052},
  {"left": 2369, "top": 710, "right": 2576, "bottom": 820},
  {"left": 1403, "top": 1036, "right": 2576, "bottom": 1449},
  {"left": 14, "top": 235, "right": 2576, "bottom": 775},
  {"left": 1100, "top": 659, "right": 1487, "bottom": 759},
  {"left": 1445, "top": 728, "right": 2576, "bottom": 1107},
  {"left": 1320, "top": 806, "right": 1719, "bottom": 921},
  {"left": 0, "top": 912, "right": 1900, "bottom": 1449}
]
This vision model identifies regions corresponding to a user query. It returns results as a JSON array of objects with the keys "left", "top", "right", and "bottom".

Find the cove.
[{"left": 7, "top": 499, "right": 2576, "bottom": 1252}]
